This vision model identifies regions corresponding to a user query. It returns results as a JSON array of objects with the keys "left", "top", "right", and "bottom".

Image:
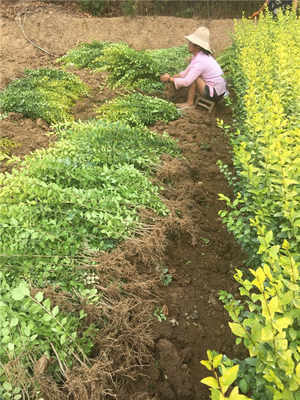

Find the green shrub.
[
  {"left": 98, "top": 42, "right": 163, "bottom": 92},
  {"left": 0, "top": 69, "right": 88, "bottom": 124},
  {"left": 56, "top": 40, "right": 113, "bottom": 69},
  {"left": 58, "top": 40, "right": 189, "bottom": 93},
  {"left": 96, "top": 92, "right": 180, "bottom": 126},
  {"left": 0, "top": 273, "right": 94, "bottom": 398},
  {"left": 0, "top": 118, "right": 179, "bottom": 396},
  {"left": 146, "top": 45, "right": 189, "bottom": 75},
  {"left": 0, "top": 120, "right": 179, "bottom": 289},
  {"left": 98, "top": 42, "right": 189, "bottom": 93}
]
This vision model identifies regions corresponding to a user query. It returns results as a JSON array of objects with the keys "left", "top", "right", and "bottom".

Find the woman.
[{"left": 160, "top": 26, "right": 227, "bottom": 110}]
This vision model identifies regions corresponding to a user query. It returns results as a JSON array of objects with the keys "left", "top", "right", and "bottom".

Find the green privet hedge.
[
  {"left": 0, "top": 118, "right": 179, "bottom": 397},
  {"left": 0, "top": 120, "right": 179, "bottom": 290},
  {"left": 145, "top": 45, "right": 189, "bottom": 75},
  {"left": 98, "top": 42, "right": 189, "bottom": 93},
  {"left": 93, "top": 42, "right": 163, "bottom": 92},
  {"left": 96, "top": 92, "right": 180, "bottom": 126},
  {"left": 58, "top": 41, "right": 189, "bottom": 93},
  {"left": 0, "top": 273, "right": 94, "bottom": 400},
  {"left": 201, "top": 13, "right": 300, "bottom": 400},
  {"left": 0, "top": 69, "right": 88, "bottom": 124},
  {"left": 56, "top": 40, "right": 113, "bottom": 69}
]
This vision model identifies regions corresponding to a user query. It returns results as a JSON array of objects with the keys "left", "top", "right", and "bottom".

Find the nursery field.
[
  {"left": 1, "top": 2, "right": 299, "bottom": 400},
  {"left": 0, "top": 3, "right": 242, "bottom": 399}
]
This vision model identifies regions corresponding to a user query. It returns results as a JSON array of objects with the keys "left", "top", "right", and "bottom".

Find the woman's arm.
[{"left": 160, "top": 70, "right": 188, "bottom": 83}]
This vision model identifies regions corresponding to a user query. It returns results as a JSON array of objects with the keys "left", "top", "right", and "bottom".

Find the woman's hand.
[{"left": 160, "top": 73, "right": 170, "bottom": 82}]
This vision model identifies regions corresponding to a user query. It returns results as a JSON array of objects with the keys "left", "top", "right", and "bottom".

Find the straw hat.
[{"left": 184, "top": 26, "right": 212, "bottom": 53}]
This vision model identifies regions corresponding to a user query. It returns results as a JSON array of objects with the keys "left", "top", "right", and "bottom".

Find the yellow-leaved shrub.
[{"left": 201, "top": 12, "right": 300, "bottom": 400}]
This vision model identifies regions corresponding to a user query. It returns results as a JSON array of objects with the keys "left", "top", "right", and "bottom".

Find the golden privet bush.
[{"left": 201, "top": 12, "right": 300, "bottom": 400}]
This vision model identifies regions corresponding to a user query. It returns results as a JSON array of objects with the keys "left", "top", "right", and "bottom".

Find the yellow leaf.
[
  {"left": 263, "top": 263, "right": 273, "bottom": 281},
  {"left": 273, "top": 317, "right": 293, "bottom": 332},
  {"left": 213, "top": 354, "right": 223, "bottom": 369},
  {"left": 200, "top": 360, "right": 212, "bottom": 371},
  {"left": 261, "top": 326, "right": 274, "bottom": 342},
  {"left": 296, "top": 363, "right": 300, "bottom": 380},
  {"left": 220, "top": 365, "right": 239, "bottom": 392},
  {"left": 201, "top": 376, "right": 219, "bottom": 389},
  {"left": 256, "top": 267, "right": 266, "bottom": 286},
  {"left": 229, "top": 322, "right": 246, "bottom": 338},
  {"left": 268, "top": 296, "right": 280, "bottom": 319},
  {"left": 282, "top": 239, "right": 290, "bottom": 250},
  {"left": 229, "top": 386, "right": 252, "bottom": 400}
]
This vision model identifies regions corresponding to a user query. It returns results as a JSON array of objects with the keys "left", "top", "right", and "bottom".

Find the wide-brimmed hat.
[{"left": 184, "top": 26, "right": 212, "bottom": 53}]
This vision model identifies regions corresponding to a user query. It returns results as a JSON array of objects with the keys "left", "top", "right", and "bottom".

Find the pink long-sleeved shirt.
[{"left": 173, "top": 52, "right": 227, "bottom": 96}]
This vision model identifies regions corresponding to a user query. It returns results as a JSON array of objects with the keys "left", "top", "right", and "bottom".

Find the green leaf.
[
  {"left": 3, "top": 381, "right": 13, "bottom": 391},
  {"left": 35, "top": 291, "right": 44, "bottom": 302},
  {"left": 24, "top": 325, "right": 31, "bottom": 337},
  {"left": 10, "top": 317, "right": 19, "bottom": 327},
  {"left": 11, "top": 282, "right": 30, "bottom": 301},
  {"left": 239, "top": 378, "right": 248, "bottom": 394},
  {"left": 52, "top": 305, "right": 59, "bottom": 317},
  {"left": 60, "top": 334, "right": 66, "bottom": 345},
  {"left": 7, "top": 342, "right": 14, "bottom": 352},
  {"left": 42, "top": 314, "right": 52, "bottom": 322}
]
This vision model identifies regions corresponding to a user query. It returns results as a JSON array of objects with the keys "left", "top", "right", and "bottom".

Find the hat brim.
[{"left": 184, "top": 34, "right": 212, "bottom": 53}]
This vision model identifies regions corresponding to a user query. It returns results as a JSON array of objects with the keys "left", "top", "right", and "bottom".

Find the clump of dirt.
[
  {"left": 0, "top": 112, "right": 55, "bottom": 172},
  {"left": 0, "top": 2, "right": 246, "bottom": 399}
]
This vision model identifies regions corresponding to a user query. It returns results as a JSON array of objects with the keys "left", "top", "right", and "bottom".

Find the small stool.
[{"left": 194, "top": 95, "right": 215, "bottom": 113}]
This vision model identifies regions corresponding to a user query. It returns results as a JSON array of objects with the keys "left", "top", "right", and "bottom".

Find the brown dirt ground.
[{"left": 0, "top": 2, "right": 246, "bottom": 399}]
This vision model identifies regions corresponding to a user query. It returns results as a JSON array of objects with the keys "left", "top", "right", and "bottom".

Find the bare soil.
[{"left": 0, "top": 2, "right": 246, "bottom": 399}]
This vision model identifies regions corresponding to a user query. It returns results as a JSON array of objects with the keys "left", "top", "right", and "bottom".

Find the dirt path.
[
  {"left": 0, "top": 2, "right": 245, "bottom": 399},
  {"left": 120, "top": 104, "right": 246, "bottom": 400}
]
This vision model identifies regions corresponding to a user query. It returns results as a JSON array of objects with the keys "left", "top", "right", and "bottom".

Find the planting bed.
[{"left": 0, "top": 2, "right": 246, "bottom": 399}]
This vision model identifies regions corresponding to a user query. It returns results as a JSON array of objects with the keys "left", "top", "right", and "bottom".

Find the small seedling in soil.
[
  {"left": 185, "top": 260, "right": 192, "bottom": 265},
  {"left": 154, "top": 307, "right": 167, "bottom": 322},
  {"left": 160, "top": 268, "right": 173, "bottom": 286},
  {"left": 200, "top": 237, "right": 210, "bottom": 245},
  {"left": 218, "top": 290, "right": 234, "bottom": 305},
  {"left": 200, "top": 143, "right": 212, "bottom": 151},
  {"left": 175, "top": 209, "right": 183, "bottom": 218}
]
